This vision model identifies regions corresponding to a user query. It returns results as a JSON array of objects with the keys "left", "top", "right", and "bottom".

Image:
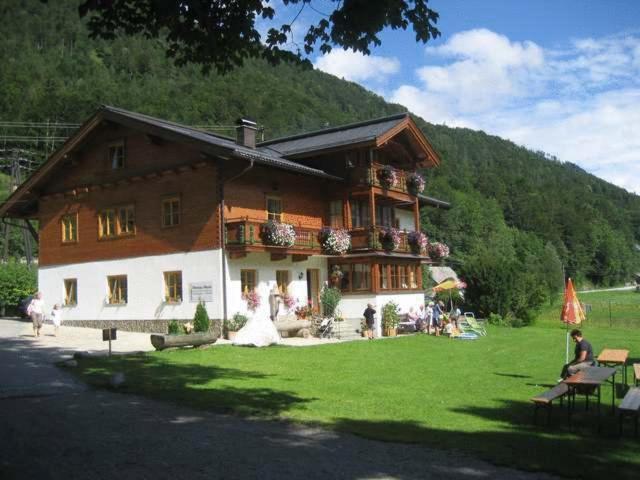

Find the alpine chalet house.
[{"left": 0, "top": 106, "right": 446, "bottom": 332}]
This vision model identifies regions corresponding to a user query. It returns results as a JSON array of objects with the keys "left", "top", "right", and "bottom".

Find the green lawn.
[{"left": 73, "top": 307, "right": 640, "bottom": 479}]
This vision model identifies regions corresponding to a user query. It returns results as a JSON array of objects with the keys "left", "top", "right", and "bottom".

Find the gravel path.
[{"left": 0, "top": 319, "right": 559, "bottom": 480}]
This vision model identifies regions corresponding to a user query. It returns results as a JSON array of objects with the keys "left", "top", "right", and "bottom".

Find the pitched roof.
[{"left": 259, "top": 113, "right": 408, "bottom": 156}]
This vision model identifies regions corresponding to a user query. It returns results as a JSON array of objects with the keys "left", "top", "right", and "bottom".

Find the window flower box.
[
  {"left": 429, "top": 241, "right": 450, "bottom": 260},
  {"left": 377, "top": 165, "right": 398, "bottom": 189},
  {"left": 261, "top": 220, "right": 296, "bottom": 247},
  {"left": 320, "top": 227, "right": 351, "bottom": 255},
  {"left": 379, "top": 227, "right": 401, "bottom": 252},
  {"left": 407, "top": 231, "right": 428, "bottom": 254}
]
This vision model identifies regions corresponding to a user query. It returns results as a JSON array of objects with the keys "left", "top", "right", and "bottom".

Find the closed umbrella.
[{"left": 561, "top": 278, "right": 585, "bottom": 362}]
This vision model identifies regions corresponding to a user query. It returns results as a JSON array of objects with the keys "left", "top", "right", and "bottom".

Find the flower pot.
[
  {"left": 383, "top": 327, "right": 397, "bottom": 337},
  {"left": 227, "top": 331, "right": 237, "bottom": 341}
]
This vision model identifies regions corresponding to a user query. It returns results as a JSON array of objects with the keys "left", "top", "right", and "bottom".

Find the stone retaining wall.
[{"left": 63, "top": 319, "right": 223, "bottom": 337}]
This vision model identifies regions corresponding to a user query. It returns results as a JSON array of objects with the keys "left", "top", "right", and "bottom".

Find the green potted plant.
[
  {"left": 382, "top": 300, "right": 400, "bottom": 337},
  {"left": 225, "top": 313, "right": 248, "bottom": 341},
  {"left": 320, "top": 286, "right": 341, "bottom": 318}
]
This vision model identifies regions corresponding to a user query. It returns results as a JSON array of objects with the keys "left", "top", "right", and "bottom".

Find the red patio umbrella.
[{"left": 560, "top": 278, "right": 585, "bottom": 362}]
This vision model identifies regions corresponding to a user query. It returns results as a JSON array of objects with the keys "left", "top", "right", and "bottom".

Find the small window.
[
  {"left": 349, "top": 200, "right": 370, "bottom": 228},
  {"left": 162, "top": 196, "right": 181, "bottom": 227},
  {"left": 352, "top": 263, "right": 371, "bottom": 290},
  {"left": 391, "top": 265, "right": 401, "bottom": 290},
  {"left": 61, "top": 214, "right": 78, "bottom": 243},
  {"left": 164, "top": 271, "right": 183, "bottom": 303},
  {"left": 266, "top": 196, "right": 282, "bottom": 222},
  {"left": 98, "top": 209, "right": 116, "bottom": 238},
  {"left": 118, "top": 205, "right": 135, "bottom": 235},
  {"left": 64, "top": 278, "right": 77, "bottom": 305},
  {"left": 241, "top": 269, "right": 257, "bottom": 294},
  {"left": 329, "top": 200, "right": 343, "bottom": 228},
  {"left": 107, "top": 275, "right": 128, "bottom": 304},
  {"left": 409, "top": 265, "right": 419, "bottom": 289},
  {"left": 276, "top": 270, "right": 289, "bottom": 294},
  {"left": 379, "top": 264, "right": 389, "bottom": 290},
  {"left": 109, "top": 141, "right": 125, "bottom": 169}
]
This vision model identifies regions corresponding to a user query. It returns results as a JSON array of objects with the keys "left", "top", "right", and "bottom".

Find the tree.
[{"left": 53, "top": 0, "right": 440, "bottom": 73}]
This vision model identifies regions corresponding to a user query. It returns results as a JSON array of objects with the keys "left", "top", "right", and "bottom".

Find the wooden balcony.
[
  {"left": 225, "top": 217, "right": 322, "bottom": 259},
  {"left": 350, "top": 226, "right": 413, "bottom": 254},
  {"left": 350, "top": 162, "right": 411, "bottom": 195}
]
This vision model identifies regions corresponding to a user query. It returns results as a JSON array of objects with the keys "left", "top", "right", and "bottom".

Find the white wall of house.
[
  {"left": 339, "top": 292, "right": 424, "bottom": 319},
  {"left": 38, "top": 249, "right": 224, "bottom": 321},
  {"left": 226, "top": 252, "right": 328, "bottom": 320},
  {"left": 395, "top": 207, "right": 415, "bottom": 231}
]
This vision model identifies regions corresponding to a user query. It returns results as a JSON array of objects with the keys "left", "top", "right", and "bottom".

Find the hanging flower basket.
[
  {"left": 320, "top": 227, "right": 351, "bottom": 255},
  {"left": 406, "top": 172, "right": 426, "bottom": 196},
  {"left": 242, "top": 289, "right": 261, "bottom": 312},
  {"left": 377, "top": 165, "right": 398, "bottom": 189},
  {"left": 407, "top": 231, "right": 428, "bottom": 254},
  {"left": 261, "top": 220, "right": 296, "bottom": 247},
  {"left": 379, "top": 227, "right": 401, "bottom": 251},
  {"left": 428, "top": 241, "right": 450, "bottom": 260}
]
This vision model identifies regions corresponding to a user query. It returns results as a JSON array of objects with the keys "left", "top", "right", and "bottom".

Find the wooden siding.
[{"left": 37, "top": 124, "right": 221, "bottom": 266}]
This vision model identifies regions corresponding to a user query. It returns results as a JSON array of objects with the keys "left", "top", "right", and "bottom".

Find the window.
[
  {"left": 409, "top": 265, "right": 419, "bottom": 289},
  {"left": 162, "top": 196, "right": 181, "bottom": 227},
  {"left": 64, "top": 279, "right": 77, "bottom": 305},
  {"left": 349, "top": 200, "right": 370, "bottom": 228},
  {"left": 99, "top": 205, "right": 135, "bottom": 238},
  {"left": 352, "top": 264, "right": 371, "bottom": 290},
  {"left": 109, "top": 141, "right": 125, "bottom": 169},
  {"left": 379, "top": 264, "right": 388, "bottom": 290},
  {"left": 329, "top": 200, "right": 343, "bottom": 228},
  {"left": 61, "top": 214, "right": 78, "bottom": 243},
  {"left": 375, "top": 205, "right": 394, "bottom": 228},
  {"left": 164, "top": 271, "right": 182, "bottom": 303},
  {"left": 390, "top": 264, "right": 401, "bottom": 290},
  {"left": 378, "top": 263, "right": 420, "bottom": 290},
  {"left": 266, "top": 196, "right": 282, "bottom": 222},
  {"left": 276, "top": 270, "right": 289, "bottom": 294},
  {"left": 241, "top": 269, "right": 257, "bottom": 294},
  {"left": 400, "top": 265, "right": 408, "bottom": 289},
  {"left": 335, "top": 264, "right": 351, "bottom": 292},
  {"left": 107, "top": 275, "right": 127, "bottom": 304}
]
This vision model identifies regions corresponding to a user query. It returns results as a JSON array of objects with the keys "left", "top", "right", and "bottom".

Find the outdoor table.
[
  {"left": 564, "top": 366, "right": 617, "bottom": 431},
  {"left": 597, "top": 349, "right": 629, "bottom": 386}
]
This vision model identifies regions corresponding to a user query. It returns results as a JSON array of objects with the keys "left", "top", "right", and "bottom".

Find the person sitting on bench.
[{"left": 560, "top": 329, "right": 595, "bottom": 380}]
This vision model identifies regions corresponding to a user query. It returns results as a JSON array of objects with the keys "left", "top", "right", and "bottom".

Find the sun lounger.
[{"left": 460, "top": 312, "right": 487, "bottom": 336}]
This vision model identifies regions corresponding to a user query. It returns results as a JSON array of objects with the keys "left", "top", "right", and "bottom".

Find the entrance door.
[{"left": 306, "top": 269, "right": 321, "bottom": 314}]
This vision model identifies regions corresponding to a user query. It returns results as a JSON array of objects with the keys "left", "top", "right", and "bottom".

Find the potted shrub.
[
  {"left": 408, "top": 231, "right": 428, "bottom": 255},
  {"left": 225, "top": 313, "right": 248, "bottom": 341},
  {"left": 382, "top": 301, "right": 400, "bottom": 337},
  {"left": 379, "top": 227, "right": 401, "bottom": 251},
  {"left": 406, "top": 172, "right": 426, "bottom": 196},
  {"left": 320, "top": 286, "right": 341, "bottom": 318},
  {"left": 320, "top": 227, "right": 351, "bottom": 255},
  {"left": 261, "top": 220, "right": 296, "bottom": 247},
  {"left": 377, "top": 165, "right": 398, "bottom": 189},
  {"left": 360, "top": 318, "right": 370, "bottom": 337},
  {"left": 193, "top": 301, "right": 210, "bottom": 332}
]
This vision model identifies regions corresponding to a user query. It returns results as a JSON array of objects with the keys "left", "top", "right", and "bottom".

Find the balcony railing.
[
  {"left": 225, "top": 217, "right": 322, "bottom": 253},
  {"left": 350, "top": 162, "right": 410, "bottom": 195},
  {"left": 350, "top": 226, "right": 412, "bottom": 254}
]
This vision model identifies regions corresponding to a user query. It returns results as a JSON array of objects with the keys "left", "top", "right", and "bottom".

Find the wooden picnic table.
[
  {"left": 597, "top": 348, "right": 630, "bottom": 385},
  {"left": 564, "top": 366, "right": 617, "bottom": 431}
]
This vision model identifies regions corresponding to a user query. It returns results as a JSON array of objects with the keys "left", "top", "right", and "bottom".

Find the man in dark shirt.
[
  {"left": 363, "top": 303, "right": 376, "bottom": 340},
  {"left": 560, "top": 329, "right": 595, "bottom": 380}
]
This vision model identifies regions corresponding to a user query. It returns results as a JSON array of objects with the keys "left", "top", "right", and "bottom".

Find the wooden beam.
[
  {"left": 270, "top": 252, "right": 288, "bottom": 261},
  {"left": 292, "top": 254, "right": 309, "bottom": 263},
  {"left": 413, "top": 199, "right": 420, "bottom": 230},
  {"left": 146, "top": 134, "right": 164, "bottom": 145}
]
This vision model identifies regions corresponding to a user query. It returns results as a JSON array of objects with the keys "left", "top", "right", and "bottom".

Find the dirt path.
[{"left": 0, "top": 319, "right": 559, "bottom": 480}]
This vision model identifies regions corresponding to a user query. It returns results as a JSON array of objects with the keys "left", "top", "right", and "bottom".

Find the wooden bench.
[
  {"left": 633, "top": 363, "right": 640, "bottom": 386},
  {"left": 531, "top": 383, "right": 569, "bottom": 425},
  {"left": 150, "top": 331, "right": 218, "bottom": 351},
  {"left": 618, "top": 387, "right": 640, "bottom": 436}
]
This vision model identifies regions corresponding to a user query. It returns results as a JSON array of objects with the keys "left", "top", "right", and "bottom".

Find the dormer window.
[
  {"left": 109, "top": 141, "right": 125, "bottom": 169},
  {"left": 266, "top": 196, "right": 282, "bottom": 222}
]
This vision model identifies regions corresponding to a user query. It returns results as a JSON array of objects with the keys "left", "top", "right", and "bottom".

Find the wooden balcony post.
[
  {"left": 369, "top": 189, "right": 376, "bottom": 228},
  {"left": 413, "top": 198, "right": 420, "bottom": 231},
  {"left": 343, "top": 192, "right": 351, "bottom": 229}
]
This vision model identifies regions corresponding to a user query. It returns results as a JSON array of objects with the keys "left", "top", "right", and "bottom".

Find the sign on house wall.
[{"left": 190, "top": 282, "right": 213, "bottom": 303}]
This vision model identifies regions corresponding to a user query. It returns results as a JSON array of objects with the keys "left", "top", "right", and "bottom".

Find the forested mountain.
[{"left": 1, "top": 0, "right": 638, "bottom": 316}]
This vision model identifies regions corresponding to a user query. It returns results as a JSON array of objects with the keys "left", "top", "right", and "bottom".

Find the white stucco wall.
[
  {"left": 226, "top": 252, "right": 328, "bottom": 319},
  {"left": 339, "top": 292, "right": 424, "bottom": 318},
  {"left": 38, "top": 249, "right": 224, "bottom": 321},
  {"left": 395, "top": 208, "right": 415, "bottom": 231}
]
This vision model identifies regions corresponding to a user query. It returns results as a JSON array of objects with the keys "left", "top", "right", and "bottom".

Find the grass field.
[{"left": 71, "top": 290, "right": 640, "bottom": 479}]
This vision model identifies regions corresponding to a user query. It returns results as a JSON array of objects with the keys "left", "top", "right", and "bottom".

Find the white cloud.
[
  {"left": 390, "top": 30, "right": 640, "bottom": 194},
  {"left": 314, "top": 50, "right": 400, "bottom": 83}
]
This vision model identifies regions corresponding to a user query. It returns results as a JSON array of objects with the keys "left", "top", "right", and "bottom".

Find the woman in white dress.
[{"left": 233, "top": 287, "right": 281, "bottom": 347}]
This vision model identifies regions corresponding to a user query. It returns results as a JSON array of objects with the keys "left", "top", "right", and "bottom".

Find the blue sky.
[{"left": 272, "top": 1, "right": 640, "bottom": 194}]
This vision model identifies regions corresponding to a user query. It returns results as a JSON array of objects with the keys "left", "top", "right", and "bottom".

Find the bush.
[
  {"left": 382, "top": 301, "right": 400, "bottom": 329},
  {"left": 320, "top": 286, "right": 341, "bottom": 318},
  {"left": 193, "top": 301, "right": 210, "bottom": 332},
  {"left": 167, "top": 320, "right": 181, "bottom": 335},
  {"left": 0, "top": 261, "right": 37, "bottom": 313},
  {"left": 225, "top": 313, "right": 248, "bottom": 333}
]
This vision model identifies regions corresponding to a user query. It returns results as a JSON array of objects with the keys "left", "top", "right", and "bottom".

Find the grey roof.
[
  {"left": 101, "top": 106, "right": 342, "bottom": 181},
  {"left": 418, "top": 194, "right": 451, "bottom": 209},
  {"left": 429, "top": 266, "right": 460, "bottom": 284},
  {"left": 259, "top": 113, "right": 408, "bottom": 156}
]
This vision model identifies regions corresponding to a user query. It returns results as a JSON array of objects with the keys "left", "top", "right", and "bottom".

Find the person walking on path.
[
  {"left": 559, "top": 329, "right": 595, "bottom": 380},
  {"left": 29, "top": 292, "right": 45, "bottom": 337},
  {"left": 50, "top": 304, "right": 62, "bottom": 337}
]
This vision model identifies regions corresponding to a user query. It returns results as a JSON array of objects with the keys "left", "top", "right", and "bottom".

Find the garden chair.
[{"left": 460, "top": 312, "right": 487, "bottom": 336}]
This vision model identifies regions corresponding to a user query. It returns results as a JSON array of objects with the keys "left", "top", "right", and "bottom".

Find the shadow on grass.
[
  {"left": 493, "top": 372, "right": 531, "bottom": 379},
  {"left": 76, "top": 353, "right": 312, "bottom": 417}
]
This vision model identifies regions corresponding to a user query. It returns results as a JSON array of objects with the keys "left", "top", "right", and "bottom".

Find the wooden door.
[{"left": 306, "top": 269, "right": 321, "bottom": 314}]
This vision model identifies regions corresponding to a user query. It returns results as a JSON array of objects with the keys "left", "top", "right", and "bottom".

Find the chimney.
[{"left": 236, "top": 118, "right": 257, "bottom": 149}]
